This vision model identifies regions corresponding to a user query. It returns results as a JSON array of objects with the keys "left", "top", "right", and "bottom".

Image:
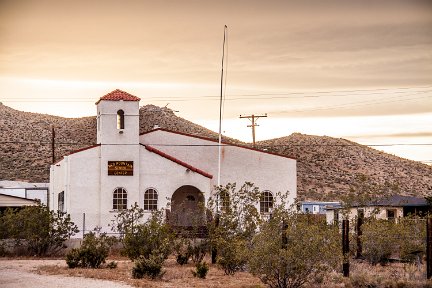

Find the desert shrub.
[
  {"left": 362, "top": 220, "right": 395, "bottom": 265},
  {"left": 173, "top": 238, "right": 191, "bottom": 265},
  {"left": 65, "top": 232, "right": 115, "bottom": 268},
  {"left": 207, "top": 182, "right": 261, "bottom": 275},
  {"left": 122, "top": 210, "right": 174, "bottom": 260},
  {"left": 132, "top": 253, "right": 165, "bottom": 279},
  {"left": 0, "top": 204, "right": 78, "bottom": 256},
  {"left": 65, "top": 249, "right": 81, "bottom": 268},
  {"left": 397, "top": 217, "right": 425, "bottom": 263},
  {"left": 361, "top": 216, "right": 426, "bottom": 266},
  {"left": 216, "top": 237, "right": 248, "bottom": 275},
  {"left": 176, "top": 254, "right": 189, "bottom": 265},
  {"left": 192, "top": 261, "right": 209, "bottom": 279},
  {"left": 248, "top": 206, "right": 341, "bottom": 288},
  {"left": 0, "top": 243, "right": 6, "bottom": 257},
  {"left": 188, "top": 240, "right": 209, "bottom": 264}
]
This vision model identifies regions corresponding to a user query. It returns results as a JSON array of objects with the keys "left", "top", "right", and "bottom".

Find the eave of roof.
[
  {"left": 140, "top": 128, "right": 296, "bottom": 160},
  {"left": 53, "top": 144, "right": 101, "bottom": 165},
  {"left": 0, "top": 193, "right": 39, "bottom": 203},
  {"left": 95, "top": 89, "right": 141, "bottom": 104},
  {"left": 143, "top": 144, "right": 213, "bottom": 179}
]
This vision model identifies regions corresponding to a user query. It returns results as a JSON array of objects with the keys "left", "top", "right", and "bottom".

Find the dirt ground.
[
  {"left": 0, "top": 259, "right": 133, "bottom": 288},
  {"left": 0, "top": 257, "right": 264, "bottom": 288}
]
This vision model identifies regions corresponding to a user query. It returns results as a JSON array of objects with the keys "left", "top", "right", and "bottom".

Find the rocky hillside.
[
  {"left": 257, "top": 134, "right": 432, "bottom": 200},
  {"left": 1, "top": 103, "right": 431, "bottom": 200},
  {"left": 0, "top": 103, "right": 239, "bottom": 182}
]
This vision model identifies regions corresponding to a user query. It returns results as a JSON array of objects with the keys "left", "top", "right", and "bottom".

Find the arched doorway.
[{"left": 170, "top": 185, "right": 206, "bottom": 227}]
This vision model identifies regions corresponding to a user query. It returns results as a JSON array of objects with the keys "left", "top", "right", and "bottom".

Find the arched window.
[
  {"left": 144, "top": 188, "right": 158, "bottom": 211},
  {"left": 117, "top": 109, "right": 125, "bottom": 129},
  {"left": 113, "top": 187, "right": 127, "bottom": 210},
  {"left": 260, "top": 191, "right": 274, "bottom": 214}
]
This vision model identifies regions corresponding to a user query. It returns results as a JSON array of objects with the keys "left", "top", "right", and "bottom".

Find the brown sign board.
[{"left": 108, "top": 161, "right": 133, "bottom": 176}]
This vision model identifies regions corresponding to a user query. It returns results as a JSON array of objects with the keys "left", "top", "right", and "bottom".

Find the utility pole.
[
  {"left": 239, "top": 114, "right": 267, "bottom": 147},
  {"left": 51, "top": 125, "right": 55, "bottom": 164}
]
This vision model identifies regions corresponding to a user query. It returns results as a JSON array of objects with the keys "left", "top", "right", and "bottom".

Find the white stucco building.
[{"left": 49, "top": 89, "right": 297, "bottom": 236}]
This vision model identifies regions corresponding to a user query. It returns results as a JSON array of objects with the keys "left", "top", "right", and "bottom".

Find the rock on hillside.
[{"left": 257, "top": 133, "right": 432, "bottom": 200}]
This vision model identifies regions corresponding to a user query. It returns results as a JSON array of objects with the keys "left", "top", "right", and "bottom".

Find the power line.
[
  {"left": 1, "top": 86, "right": 431, "bottom": 102},
  {"left": 1, "top": 140, "right": 432, "bottom": 147}
]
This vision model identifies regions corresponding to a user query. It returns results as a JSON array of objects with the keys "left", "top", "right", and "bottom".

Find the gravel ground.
[{"left": 0, "top": 260, "right": 133, "bottom": 288}]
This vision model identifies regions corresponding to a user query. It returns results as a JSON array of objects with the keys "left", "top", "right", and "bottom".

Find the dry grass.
[
  {"left": 37, "top": 255, "right": 263, "bottom": 288},
  {"left": 36, "top": 256, "right": 432, "bottom": 288}
]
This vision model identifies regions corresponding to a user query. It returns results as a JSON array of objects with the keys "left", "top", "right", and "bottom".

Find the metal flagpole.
[{"left": 217, "top": 25, "right": 227, "bottom": 188}]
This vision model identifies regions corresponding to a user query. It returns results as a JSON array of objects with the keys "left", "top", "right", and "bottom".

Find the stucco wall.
[{"left": 140, "top": 130, "right": 297, "bottom": 206}]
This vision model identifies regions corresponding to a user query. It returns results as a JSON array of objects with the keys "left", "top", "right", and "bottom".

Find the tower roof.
[{"left": 95, "top": 89, "right": 141, "bottom": 104}]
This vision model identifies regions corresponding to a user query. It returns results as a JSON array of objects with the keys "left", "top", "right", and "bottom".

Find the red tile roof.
[
  {"left": 143, "top": 145, "right": 213, "bottom": 179},
  {"left": 95, "top": 89, "right": 141, "bottom": 104}
]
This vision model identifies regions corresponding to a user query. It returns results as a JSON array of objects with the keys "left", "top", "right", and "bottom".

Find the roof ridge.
[
  {"left": 95, "top": 89, "right": 141, "bottom": 104},
  {"left": 143, "top": 144, "right": 213, "bottom": 179}
]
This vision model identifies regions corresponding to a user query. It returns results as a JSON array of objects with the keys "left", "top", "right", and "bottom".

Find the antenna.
[{"left": 217, "top": 25, "right": 228, "bottom": 187}]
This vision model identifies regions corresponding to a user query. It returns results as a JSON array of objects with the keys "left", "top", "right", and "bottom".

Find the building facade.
[{"left": 49, "top": 89, "right": 297, "bottom": 236}]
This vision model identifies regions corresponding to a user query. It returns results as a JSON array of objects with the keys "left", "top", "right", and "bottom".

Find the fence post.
[
  {"left": 427, "top": 217, "right": 432, "bottom": 279},
  {"left": 342, "top": 219, "right": 350, "bottom": 277},
  {"left": 282, "top": 219, "right": 288, "bottom": 249},
  {"left": 356, "top": 211, "right": 363, "bottom": 259},
  {"left": 82, "top": 212, "right": 86, "bottom": 238},
  {"left": 211, "top": 214, "right": 220, "bottom": 264}
]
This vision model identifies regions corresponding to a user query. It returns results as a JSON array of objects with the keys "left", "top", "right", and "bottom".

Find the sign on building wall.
[{"left": 108, "top": 161, "right": 134, "bottom": 176}]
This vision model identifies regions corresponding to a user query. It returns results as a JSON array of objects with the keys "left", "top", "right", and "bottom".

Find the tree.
[
  {"left": 1, "top": 204, "right": 78, "bottom": 256},
  {"left": 207, "top": 182, "right": 262, "bottom": 275},
  {"left": 248, "top": 205, "right": 341, "bottom": 288},
  {"left": 109, "top": 202, "right": 144, "bottom": 238}
]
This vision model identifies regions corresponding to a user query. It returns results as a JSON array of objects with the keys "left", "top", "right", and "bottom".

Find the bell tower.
[{"left": 96, "top": 89, "right": 140, "bottom": 145}]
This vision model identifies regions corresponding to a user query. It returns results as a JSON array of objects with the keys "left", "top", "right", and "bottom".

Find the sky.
[{"left": 0, "top": 0, "right": 431, "bottom": 164}]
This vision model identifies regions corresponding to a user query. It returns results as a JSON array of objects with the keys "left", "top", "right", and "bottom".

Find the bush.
[
  {"left": 0, "top": 204, "right": 78, "bottom": 256},
  {"left": 361, "top": 219, "right": 396, "bottom": 265},
  {"left": 248, "top": 209, "right": 341, "bottom": 288},
  {"left": 216, "top": 237, "right": 247, "bottom": 275},
  {"left": 176, "top": 253, "right": 189, "bottom": 265},
  {"left": 65, "top": 248, "right": 81, "bottom": 268},
  {"left": 361, "top": 217, "right": 426, "bottom": 266},
  {"left": 192, "top": 261, "right": 209, "bottom": 279},
  {"left": 122, "top": 211, "right": 174, "bottom": 260},
  {"left": 65, "top": 232, "right": 115, "bottom": 268},
  {"left": 188, "top": 240, "right": 209, "bottom": 264},
  {"left": 132, "top": 253, "right": 165, "bottom": 279}
]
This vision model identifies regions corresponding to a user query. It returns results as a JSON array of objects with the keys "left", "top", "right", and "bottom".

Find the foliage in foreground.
[
  {"left": 66, "top": 231, "right": 116, "bottom": 268},
  {"left": 0, "top": 204, "right": 78, "bottom": 256},
  {"left": 192, "top": 261, "right": 209, "bottom": 279},
  {"left": 132, "top": 253, "right": 165, "bottom": 279},
  {"left": 208, "top": 182, "right": 262, "bottom": 275},
  {"left": 361, "top": 216, "right": 425, "bottom": 266},
  {"left": 110, "top": 204, "right": 174, "bottom": 261},
  {"left": 248, "top": 207, "right": 341, "bottom": 288}
]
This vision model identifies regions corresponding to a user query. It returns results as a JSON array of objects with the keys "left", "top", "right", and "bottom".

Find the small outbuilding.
[
  {"left": 326, "top": 195, "right": 429, "bottom": 225},
  {"left": 0, "top": 193, "right": 38, "bottom": 213}
]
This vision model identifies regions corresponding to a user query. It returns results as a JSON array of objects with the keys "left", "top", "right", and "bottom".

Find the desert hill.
[{"left": 1, "top": 102, "right": 431, "bottom": 200}]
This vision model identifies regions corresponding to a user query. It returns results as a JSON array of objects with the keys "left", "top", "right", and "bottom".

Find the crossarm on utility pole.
[{"left": 239, "top": 114, "right": 267, "bottom": 147}]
